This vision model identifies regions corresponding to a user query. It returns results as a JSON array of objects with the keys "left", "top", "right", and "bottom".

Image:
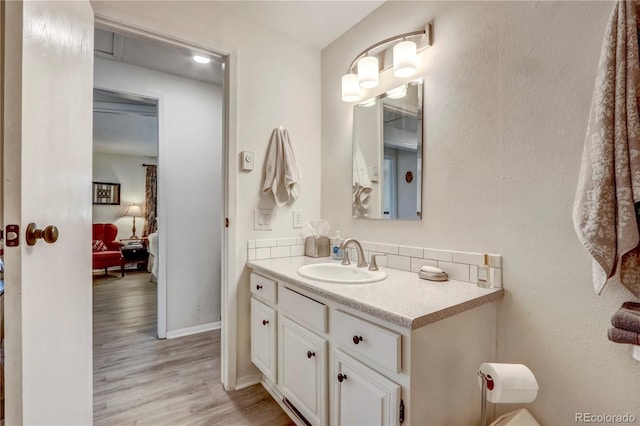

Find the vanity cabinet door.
[
  {"left": 251, "top": 298, "right": 277, "bottom": 383},
  {"left": 278, "top": 314, "right": 327, "bottom": 426},
  {"left": 333, "top": 350, "right": 401, "bottom": 426}
]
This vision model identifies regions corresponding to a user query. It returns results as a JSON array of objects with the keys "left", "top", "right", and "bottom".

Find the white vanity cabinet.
[
  {"left": 278, "top": 314, "right": 328, "bottom": 426},
  {"left": 250, "top": 298, "right": 277, "bottom": 383},
  {"left": 250, "top": 273, "right": 278, "bottom": 383},
  {"left": 333, "top": 349, "right": 401, "bottom": 426},
  {"left": 248, "top": 266, "right": 499, "bottom": 426}
]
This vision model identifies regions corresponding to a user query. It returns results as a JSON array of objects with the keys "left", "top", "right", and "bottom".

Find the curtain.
[{"left": 142, "top": 165, "right": 157, "bottom": 236}]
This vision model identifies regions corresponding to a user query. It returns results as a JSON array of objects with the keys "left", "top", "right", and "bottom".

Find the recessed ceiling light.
[{"left": 193, "top": 55, "right": 211, "bottom": 64}]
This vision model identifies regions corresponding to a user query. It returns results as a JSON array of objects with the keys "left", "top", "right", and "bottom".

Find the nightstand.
[{"left": 121, "top": 245, "right": 149, "bottom": 271}]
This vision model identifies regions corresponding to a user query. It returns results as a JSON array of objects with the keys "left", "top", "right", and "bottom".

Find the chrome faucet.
[{"left": 339, "top": 238, "right": 367, "bottom": 268}]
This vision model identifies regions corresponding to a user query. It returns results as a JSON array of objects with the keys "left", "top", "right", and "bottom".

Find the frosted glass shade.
[
  {"left": 393, "top": 40, "right": 417, "bottom": 78},
  {"left": 357, "top": 56, "right": 379, "bottom": 89},
  {"left": 342, "top": 73, "right": 360, "bottom": 102},
  {"left": 386, "top": 85, "right": 407, "bottom": 99}
]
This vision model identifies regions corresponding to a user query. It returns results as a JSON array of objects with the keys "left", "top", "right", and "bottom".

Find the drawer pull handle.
[
  {"left": 352, "top": 335, "right": 363, "bottom": 345},
  {"left": 307, "top": 351, "right": 315, "bottom": 359},
  {"left": 337, "top": 373, "right": 348, "bottom": 383},
  {"left": 262, "top": 320, "right": 269, "bottom": 326},
  {"left": 256, "top": 284, "right": 263, "bottom": 290}
]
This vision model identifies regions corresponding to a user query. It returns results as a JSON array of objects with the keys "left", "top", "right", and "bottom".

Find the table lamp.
[{"left": 124, "top": 204, "right": 143, "bottom": 239}]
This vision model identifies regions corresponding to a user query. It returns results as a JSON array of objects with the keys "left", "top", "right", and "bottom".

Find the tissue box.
[{"left": 304, "top": 236, "right": 330, "bottom": 258}]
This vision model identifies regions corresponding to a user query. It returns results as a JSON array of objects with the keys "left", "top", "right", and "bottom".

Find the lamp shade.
[
  {"left": 357, "top": 56, "right": 379, "bottom": 89},
  {"left": 125, "top": 204, "right": 143, "bottom": 217},
  {"left": 341, "top": 73, "right": 361, "bottom": 102},
  {"left": 393, "top": 40, "right": 417, "bottom": 78}
]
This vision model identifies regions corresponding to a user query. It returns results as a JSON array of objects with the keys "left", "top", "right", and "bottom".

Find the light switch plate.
[
  {"left": 241, "top": 151, "right": 254, "bottom": 171},
  {"left": 292, "top": 209, "right": 303, "bottom": 229},
  {"left": 254, "top": 208, "right": 273, "bottom": 230}
]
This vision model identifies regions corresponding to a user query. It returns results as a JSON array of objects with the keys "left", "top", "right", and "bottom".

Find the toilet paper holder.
[
  {"left": 478, "top": 363, "right": 539, "bottom": 426},
  {"left": 478, "top": 370, "right": 493, "bottom": 426}
]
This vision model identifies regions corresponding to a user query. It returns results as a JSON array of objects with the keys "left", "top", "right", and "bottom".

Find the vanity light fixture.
[
  {"left": 193, "top": 55, "right": 211, "bottom": 64},
  {"left": 393, "top": 41, "right": 418, "bottom": 78},
  {"left": 341, "top": 22, "right": 433, "bottom": 103}
]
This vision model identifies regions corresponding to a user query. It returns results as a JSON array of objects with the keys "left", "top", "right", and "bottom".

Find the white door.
[
  {"left": 333, "top": 350, "right": 401, "bottom": 426},
  {"left": 250, "top": 298, "right": 277, "bottom": 383},
  {"left": 3, "top": 1, "right": 94, "bottom": 424},
  {"left": 278, "top": 314, "right": 327, "bottom": 426}
]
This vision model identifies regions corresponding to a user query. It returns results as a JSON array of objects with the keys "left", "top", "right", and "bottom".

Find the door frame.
[
  {"left": 93, "top": 16, "right": 237, "bottom": 389},
  {"left": 92, "top": 80, "right": 166, "bottom": 337}
]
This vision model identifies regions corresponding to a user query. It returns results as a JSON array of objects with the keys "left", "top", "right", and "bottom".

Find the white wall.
[
  {"left": 90, "top": 1, "right": 322, "bottom": 385},
  {"left": 322, "top": 1, "right": 639, "bottom": 423},
  {"left": 92, "top": 152, "right": 157, "bottom": 241},
  {"left": 94, "top": 57, "right": 223, "bottom": 333}
]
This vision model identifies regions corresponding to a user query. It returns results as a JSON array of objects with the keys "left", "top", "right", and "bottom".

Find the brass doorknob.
[{"left": 26, "top": 223, "right": 59, "bottom": 246}]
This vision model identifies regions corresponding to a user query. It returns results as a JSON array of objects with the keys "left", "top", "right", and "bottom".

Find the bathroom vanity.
[{"left": 247, "top": 256, "right": 503, "bottom": 426}]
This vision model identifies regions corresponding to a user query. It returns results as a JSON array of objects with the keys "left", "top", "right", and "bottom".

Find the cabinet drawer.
[
  {"left": 332, "top": 310, "right": 401, "bottom": 373},
  {"left": 250, "top": 272, "right": 277, "bottom": 304},
  {"left": 279, "top": 286, "right": 327, "bottom": 333}
]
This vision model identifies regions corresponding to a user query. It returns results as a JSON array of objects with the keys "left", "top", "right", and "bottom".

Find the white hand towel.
[
  {"left": 263, "top": 126, "right": 301, "bottom": 207},
  {"left": 352, "top": 143, "right": 372, "bottom": 218},
  {"left": 573, "top": 0, "right": 640, "bottom": 298}
]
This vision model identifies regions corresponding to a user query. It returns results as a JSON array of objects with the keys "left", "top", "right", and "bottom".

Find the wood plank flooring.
[{"left": 93, "top": 272, "right": 293, "bottom": 425}]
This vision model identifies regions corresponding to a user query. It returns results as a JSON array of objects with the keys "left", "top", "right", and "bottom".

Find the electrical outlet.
[
  {"left": 254, "top": 208, "right": 273, "bottom": 230},
  {"left": 292, "top": 209, "right": 303, "bottom": 229}
]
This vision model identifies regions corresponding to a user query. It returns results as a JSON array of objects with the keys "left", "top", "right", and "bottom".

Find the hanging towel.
[
  {"left": 573, "top": 0, "right": 640, "bottom": 298},
  {"left": 263, "top": 126, "right": 301, "bottom": 207},
  {"left": 352, "top": 143, "right": 372, "bottom": 218}
]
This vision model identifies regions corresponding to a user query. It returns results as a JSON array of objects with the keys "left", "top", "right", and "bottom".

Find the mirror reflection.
[{"left": 352, "top": 80, "right": 423, "bottom": 220}]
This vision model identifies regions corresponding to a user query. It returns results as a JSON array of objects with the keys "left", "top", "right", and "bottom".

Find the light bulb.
[
  {"left": 393, "top": 41, "right": 417, "bottom": 78},
  {"left": 342, "top": 73, "right": 361, "bottom": 102},
  {"left": 357, "top": 56, "right": 379, "bottom": 89},
  {"left": 193, "top": 55, "right": 211, "bottom": 64}
]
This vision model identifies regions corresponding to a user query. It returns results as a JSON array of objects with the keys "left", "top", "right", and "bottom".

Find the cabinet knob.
[
  {"left": 337, "top": 373, "right": 348, "bottom": 383},
  {"left": 352, "top": 335, "right": 363, "bottom": 345},
  {"left": 307, "top": 351, "right": 315, "bottom": 359},
  {"left": 256, "top": 284, "right": 263, "bottom": 290},
  {"left": 262, "top": 320, "right": 269, "bottom": 326}
]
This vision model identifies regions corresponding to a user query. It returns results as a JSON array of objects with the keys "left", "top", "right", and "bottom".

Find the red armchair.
[{"left": 92, "top": 223, "right": 124, "bottom": 277}]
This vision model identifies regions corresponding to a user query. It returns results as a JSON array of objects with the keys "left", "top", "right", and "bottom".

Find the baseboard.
[
  {"left": 165, "top": 321, "right": 221, "bottom": 339},
  {"left": 234, "top": 373, "right": 262, "bottom": 390}
]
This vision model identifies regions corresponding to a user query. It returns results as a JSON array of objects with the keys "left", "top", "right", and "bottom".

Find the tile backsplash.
[{"left": 247, "top": 238, "right": 502, "bottom": 287}]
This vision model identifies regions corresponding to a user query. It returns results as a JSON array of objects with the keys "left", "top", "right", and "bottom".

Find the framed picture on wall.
[{"left": 92, "top": 182, "right": 121, "bottom": 205}]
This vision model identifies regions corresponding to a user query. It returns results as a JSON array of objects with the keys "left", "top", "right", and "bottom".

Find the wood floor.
[{"left": 93, "top": 271, "right": 293, "bottom": 425}]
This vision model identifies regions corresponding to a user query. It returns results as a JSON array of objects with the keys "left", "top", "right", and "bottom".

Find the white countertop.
[{"left": 247, "top": 256, "right": 504, "bottom": 330}]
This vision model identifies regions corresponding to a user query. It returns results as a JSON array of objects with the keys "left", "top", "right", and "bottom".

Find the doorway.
[{"left": 91, "top": 21, "right": 229, "bottom": 417}]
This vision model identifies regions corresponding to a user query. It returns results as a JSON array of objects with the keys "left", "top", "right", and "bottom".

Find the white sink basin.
[{"left": 297, "top": 263, "right": 387, "bottom": 284}]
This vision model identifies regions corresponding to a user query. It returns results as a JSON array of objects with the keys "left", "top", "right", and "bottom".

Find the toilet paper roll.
[{"left": 478, "top": 363, "right": 539, "bottom": 404}]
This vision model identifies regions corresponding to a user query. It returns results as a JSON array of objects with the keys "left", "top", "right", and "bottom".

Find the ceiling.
[
  {"left": 199, "top": 1, "right": 385, "bottom": 49},
  {"left": 93, "top": 1, "right": 384, "bottom": 157}
]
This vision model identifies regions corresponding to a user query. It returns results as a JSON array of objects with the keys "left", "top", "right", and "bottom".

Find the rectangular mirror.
[{"left": 352, "top": 80, "right": 423, "bottom": 220}]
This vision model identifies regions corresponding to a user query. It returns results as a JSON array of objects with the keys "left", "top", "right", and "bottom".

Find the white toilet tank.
[{"left": 490, "top": 408, "right": 540, "bottom": 426}]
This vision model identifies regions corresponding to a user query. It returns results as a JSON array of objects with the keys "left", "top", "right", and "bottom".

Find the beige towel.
[
  {"left": 352, "top": 143, "right": 372, "bottom": 218},
  {"left": 573, "top": 0, "right": 640, "bottom": 298},
  {"left": 263, "top": 126, "right": 301, "bottom": 207}
]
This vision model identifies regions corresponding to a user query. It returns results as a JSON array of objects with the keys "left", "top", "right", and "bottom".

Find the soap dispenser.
[{"left": 332, "top": 231, "right": 344, "bottom": 260}]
